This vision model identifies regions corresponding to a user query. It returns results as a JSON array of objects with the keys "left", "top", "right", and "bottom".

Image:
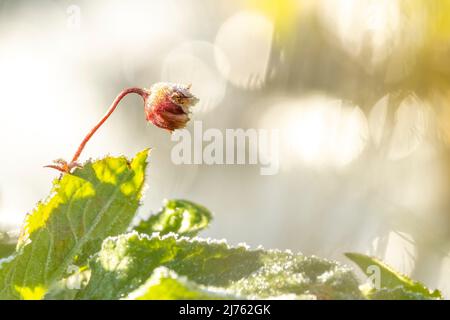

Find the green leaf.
[
  {"left": 134, "top": 199, "right": 212, "bottom": 236},
  {"left": 124, "top": 267, "right": 239, "bottom": 300},
  {"left": 367, "top": 287, "right": 439, "bottom": 300},
  {"left": 345, "top": 252, "right": 442, "bottom": 299},
  {"left": 77, "top": 232, "right": 363, "bottom": 300},
  {"left": 0, "top": 150, "right": 149, "bottom": 300}
]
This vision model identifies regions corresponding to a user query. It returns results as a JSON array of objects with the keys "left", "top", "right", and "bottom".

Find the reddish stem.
[{"left": 70, "top": 87, "right": 149, "bottom": 164}]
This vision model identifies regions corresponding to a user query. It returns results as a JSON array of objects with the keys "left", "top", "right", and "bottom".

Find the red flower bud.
[{"left": 144, "top": 82, "right": 199, "bottom": 131}]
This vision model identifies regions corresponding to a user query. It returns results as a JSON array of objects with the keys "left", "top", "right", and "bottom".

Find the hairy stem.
[{"left": 71, "top": 87, "right": 149, "bottom": 163}]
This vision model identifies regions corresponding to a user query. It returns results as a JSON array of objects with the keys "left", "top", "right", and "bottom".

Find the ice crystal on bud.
[{"left": 144, "top": 82, "right": 199, "bottom": 131}]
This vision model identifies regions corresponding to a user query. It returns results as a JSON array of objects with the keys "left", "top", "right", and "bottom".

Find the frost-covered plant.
[
  {"left": 45, "top": 83, "right": 197, "bottom": 173},
  {"left": 0, "top": 84, "right": 442, "bottom": 300}
]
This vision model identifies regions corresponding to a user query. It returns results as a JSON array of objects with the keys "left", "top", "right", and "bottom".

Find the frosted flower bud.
[{"left": 144, "top": 82, "right": 199, "bottom": 131}]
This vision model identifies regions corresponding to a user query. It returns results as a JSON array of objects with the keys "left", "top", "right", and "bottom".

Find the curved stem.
[{"left": 70, "top": 87, "right": 149, "bottom": 163}]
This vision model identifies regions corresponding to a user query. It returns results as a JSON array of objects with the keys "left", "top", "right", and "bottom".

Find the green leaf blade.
[
  {"left": 124, "top": 267, "right": 239, "bottom": 300},
  {"left": 345, "top": 252, "right": 442, "bottom": 299},
  {"left": 134, "top": 199, "right": 212, "bottom": 237},
  {"left": 78, "top": 232, "right": 363, "bottom": 300},
  {"left": 0, "top": 150, "right": 149, "bottom": 300}
]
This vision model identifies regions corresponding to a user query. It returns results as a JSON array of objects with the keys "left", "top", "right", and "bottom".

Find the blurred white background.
[{"left": 0, "top": 0, "right": 449, "bottom": 296}]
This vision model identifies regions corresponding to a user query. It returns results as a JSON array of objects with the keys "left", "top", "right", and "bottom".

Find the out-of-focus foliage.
[
  {"left": 134, "top": 199, "right": 212, "bottom": 237},
  {"left": 246, "top": 0, "right": 300, "bottom": 42},
  {"left": 346, "top": 253, "right": 442, "bottom": 300},
  {"left": 0, "top": 151, "right": 442, "bottom": 300}
]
